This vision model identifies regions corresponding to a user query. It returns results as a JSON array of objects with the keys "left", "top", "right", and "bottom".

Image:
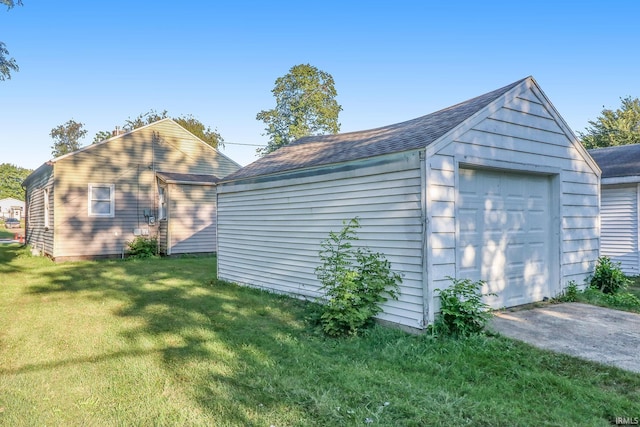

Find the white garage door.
[{"left": 458, "top": 168, "right": 553, "bottom": 308}]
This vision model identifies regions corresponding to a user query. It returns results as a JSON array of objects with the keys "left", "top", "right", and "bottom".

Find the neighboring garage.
[
  {"left": 589, "top": 144, "right": 640, "bottom": 275},
  {"left": 217, "top": 76, "right": 601, "bottom": 331}
]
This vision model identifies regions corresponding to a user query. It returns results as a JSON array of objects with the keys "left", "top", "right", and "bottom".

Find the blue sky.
[{"left": 1, "top": 1, "right": 639, "bottom": 170}]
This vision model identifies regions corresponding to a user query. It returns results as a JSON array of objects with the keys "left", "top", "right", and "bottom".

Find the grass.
[
  {"left": 1, "top": 245, "right": 639, "bottom": 426},
  {"left": 0, "top": 227, "right": 17, "bottom": 239}
]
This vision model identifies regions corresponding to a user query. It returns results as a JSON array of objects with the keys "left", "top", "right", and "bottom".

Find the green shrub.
[
  {"left": 314, "top": 217, "right": 402, "bottom": 337},
  {"left": 125, "top": 236, "right": 158, "bottom": 259},
  {"left": 434, "top": 277, "right": 495, "bottom": 338},
  {"left": 589, "top": 256, "right": 629, "bottom": 294},
  {"left": 555, "top": 280, "right": 579, "bottom": 302}
]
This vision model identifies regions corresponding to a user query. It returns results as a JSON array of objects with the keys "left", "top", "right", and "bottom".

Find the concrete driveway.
[{"left": 489, "top": 302, "right": 640, "bottom": 374}]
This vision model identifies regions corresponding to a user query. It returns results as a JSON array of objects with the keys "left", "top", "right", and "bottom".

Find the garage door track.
[{"left": 489, "top": 302, "right": 640, "bottom": 373}]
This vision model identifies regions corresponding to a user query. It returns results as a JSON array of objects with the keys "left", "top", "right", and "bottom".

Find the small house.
[
  {"left": 216, "top": 77, "right": 600, "bottom": 330},
  {"left": 0, "top": 197, "right": 25, "bottom": 219},
  {"left": 23, "top": 119, "right": 240, "bottom": 261}
]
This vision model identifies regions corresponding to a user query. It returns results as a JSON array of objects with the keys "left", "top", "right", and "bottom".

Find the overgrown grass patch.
[{"left": 0, "top": 244, "right": 639, "bottom": 425}]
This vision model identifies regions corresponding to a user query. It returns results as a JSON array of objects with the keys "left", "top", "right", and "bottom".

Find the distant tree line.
[{"left": 0, "top": 163, "right": 31, "bottom": 200}]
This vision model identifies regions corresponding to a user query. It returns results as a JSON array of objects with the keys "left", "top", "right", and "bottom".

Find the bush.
[
  {"left": 589, "top": 256, "right": 629, "bottom": 294},
  {"left": 125, "top": 236, "right": 158, "bottom": 259},
  {"left": 314, "top": 218, "right": 402, "bottom": 337},
  {"left": 434, "top": 277, "right": 495, "bottom": 338}
]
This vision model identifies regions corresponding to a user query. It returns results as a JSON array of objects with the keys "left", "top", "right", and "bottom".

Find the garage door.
[{"left": 458, "top": 168, "right": 553, "bottom": 308}]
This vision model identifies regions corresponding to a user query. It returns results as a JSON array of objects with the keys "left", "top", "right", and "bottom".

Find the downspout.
[{"left": 419, "top": 150, "right": 430, "bottom": 328}]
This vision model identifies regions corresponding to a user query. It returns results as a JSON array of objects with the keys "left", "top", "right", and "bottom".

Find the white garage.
[{"left": 217, "top": 76, "right": 600, "bottom": 330}]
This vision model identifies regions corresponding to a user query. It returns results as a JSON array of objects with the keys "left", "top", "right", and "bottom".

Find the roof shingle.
[
  {"left": 224, "top": 77, "right": 528, "bottom": 182},
  {"left": 588, "top": 144, "right": 640, "bottom": 179}
]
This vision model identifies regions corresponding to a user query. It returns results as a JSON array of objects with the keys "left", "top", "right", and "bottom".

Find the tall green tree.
[
  {"left": 579, "top": 96, "right": 640, "bottom": 149},
  {"left": 0, "top": 0, "right": 22, "bottom": 81},
  {"left": 0, "top": 163, "right": 31, "bottom": 200},
  {"left": 50, "top": 119, "right": 87, "bottom": 157},
  {"left": 256, "top": 63, "right": 342, "bottom": 156}
]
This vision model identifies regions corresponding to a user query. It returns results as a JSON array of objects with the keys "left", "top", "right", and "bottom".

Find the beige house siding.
[
  {"left": 166, "top": 183, "right": 217, "bottom": 255},
  {"left": 24, "top": 119, "right": 239, "bottom": 261}
]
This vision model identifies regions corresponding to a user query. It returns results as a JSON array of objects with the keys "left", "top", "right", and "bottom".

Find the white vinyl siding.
[
  {"left": 600, "top": 185, "right": 638, "bottom": 275},
  {"left": 217, "top": 80, "right": 600, "bottom": 329},
  {"left": 218, "top": 151, "right": 425, "bottom": 329},
  {"left": 427, "top": 86, "right": 598, "bottom": 314}
]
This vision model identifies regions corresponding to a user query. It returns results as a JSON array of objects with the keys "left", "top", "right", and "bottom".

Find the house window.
[
  {"left": 88, "top": 184, "right": 115, "bottom": 217},
  {"left": 44, "top": 188, "right": 50, "bottom": 229}
]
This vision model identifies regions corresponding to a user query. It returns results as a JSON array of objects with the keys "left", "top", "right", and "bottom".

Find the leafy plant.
[
  {"left": 589, "top": 256, "right": 629, "bottom": 294},
  {"left": 315, "top": 218, "right": 402, "bottom": 337},
  {"left": 125, "top": 236, "right": 158, "bottom": 259},
  {"left": 555, "top": 280, "right": 579, "bottom": 302},
  {"left": 434, "top": 277, "right": 495, "bottom": 338}
]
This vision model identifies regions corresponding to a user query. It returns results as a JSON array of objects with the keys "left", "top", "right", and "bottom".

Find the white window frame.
[
  {"left": 158, "top": 185, "right": 167, "bottom": 220},
  {"left": 88, "top": 184, "right": 115, "bottom": 217}
]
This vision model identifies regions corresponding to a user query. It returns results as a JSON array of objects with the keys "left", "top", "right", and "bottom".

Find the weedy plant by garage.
[
  {"left": 314, "top": 217, "right": 402, "bottom": 337},
  {"left": 433, "top": 276, "right": 496, "bottom": 338}
]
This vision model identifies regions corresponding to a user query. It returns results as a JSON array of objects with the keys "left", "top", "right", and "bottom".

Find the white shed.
[
  {"left": 589, "top": 144, "right": 640, "bottom": 275},
  {"left": 217, "top": 76, "right": 601, "bottom": 330}
]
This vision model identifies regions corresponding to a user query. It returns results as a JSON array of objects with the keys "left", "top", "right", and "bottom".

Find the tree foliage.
[
  {"left": 0, "top": 0, "right": 22, "bottom": 81},
  {"left": 579, "top": 97, "right": 640, "bottom": 149},
  {"left": 50, "top": 119, "right": 87, "bottom": 157},
  {"left": 121, "top": 109, "right": 224, "bottom": 149},
  {"left": 92, "top": 130, "right": 113, "bottom": 144},
  {"left": 0, "top": 163, "right": 31, "bottom": 200},
  {"left": 123, "top": 109, "right": 169, "bottom": 131},
  {"left": 256, "top": 63, "right": 342, "bottom": 156},
  {"left": 174, "top": 114, "right": 224, "bottom": 149}
]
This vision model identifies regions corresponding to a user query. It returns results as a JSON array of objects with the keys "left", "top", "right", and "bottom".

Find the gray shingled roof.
[
  {"left": 156, "top": 171, "right": 220, "bottom": 184},
  {"left": 589, "top": 144, "right": 640, "bottom": 179},
  {"left": 224, "top": 77, "right": 528, "bottom": 182}
]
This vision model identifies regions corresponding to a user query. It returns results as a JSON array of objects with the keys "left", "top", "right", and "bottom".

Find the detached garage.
[
  {"left": 217, "top": 76, "right": 600, "bottom": 330},
  {"left": 589, "top": 144, "right": 640, "bottom": 275}
]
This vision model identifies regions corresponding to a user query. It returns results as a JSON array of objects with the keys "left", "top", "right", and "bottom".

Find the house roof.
[
  {"left": 223, "top": 77, "right": 530, "bottom": 182},
  {"left": 588, "top": 144, "right": 640, "bottom": 179},
  {"left": 156, "top": 171, "right": 220, "bottom": 185}
]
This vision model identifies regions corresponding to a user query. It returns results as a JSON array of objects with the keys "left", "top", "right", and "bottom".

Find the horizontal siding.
[
  {"left": 25, "top": 168, "right": 54, "bottom": 256},
  {"left": 430, "top": 90, "right": 599, "bottom": 305},
  {"left": 38, "top": 120, "right": 239, "bottom": 259},
  {"left": 218, "top": 151, "right": 425, "bottom": 329},
  {"left": 168, "top": 183, "right": 217, "bottom": 254},
  {"left": 600, "top": 185, "right": 638, "bottom": 275}
]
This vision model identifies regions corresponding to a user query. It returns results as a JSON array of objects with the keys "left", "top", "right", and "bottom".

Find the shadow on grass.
[{"left": 22, "top": 254, "right": 314, "bottom": 425}]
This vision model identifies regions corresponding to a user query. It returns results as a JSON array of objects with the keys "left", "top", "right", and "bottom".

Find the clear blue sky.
[{"left": 1, "top": 1, "right": 639, "bottom": 170}]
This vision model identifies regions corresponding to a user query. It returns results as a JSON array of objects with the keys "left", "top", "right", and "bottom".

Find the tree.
[
  {"left": 0, "top": 0, "right": 22, "bottom": 81},
  {"left": 579, "top": 96, "right": 640, "bottom": 149},
  {"left": 123, "top": 109, "right": 169, "bottom": 131},
  {"left": 256, "top": 63, "right": 342, "bottom": 156},
  {"left": 174, "top": 114, "right": 224, "bottom": 149},
  {"left": 92, "top": 130, "right": 113, "bottom": 144},
  {"left": 50, "top": 119, "right": 87, "bottom": 157},
  {"left": 0, "top": 163, "right": 31, "bottom": 200}
]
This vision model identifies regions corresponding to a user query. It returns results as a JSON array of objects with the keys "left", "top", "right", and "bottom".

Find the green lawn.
[{"left": 1, "top": 245, "right": 639, "bottom": 426}]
